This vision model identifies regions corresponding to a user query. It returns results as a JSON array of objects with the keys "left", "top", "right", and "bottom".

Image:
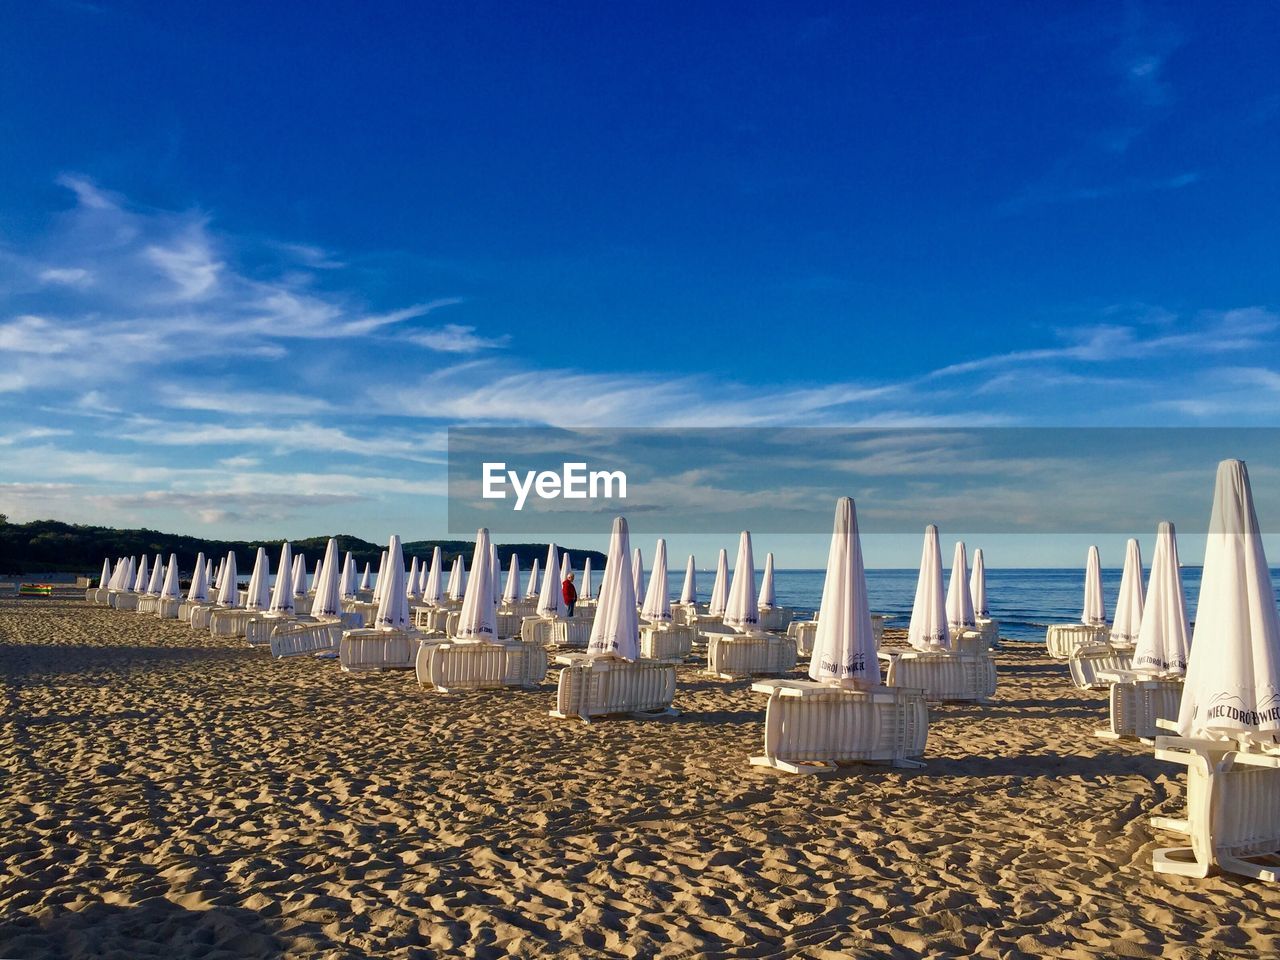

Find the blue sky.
[{"left": 1, "top": 1, "right": 1278, "bottom": 567}]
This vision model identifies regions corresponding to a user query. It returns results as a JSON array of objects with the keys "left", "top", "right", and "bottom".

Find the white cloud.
[
  {"left": 407, "top": 323, "right": 509, "bottom": 353},
  {"left": 38, "top": 266, "right": 93, "bottom": 286}
]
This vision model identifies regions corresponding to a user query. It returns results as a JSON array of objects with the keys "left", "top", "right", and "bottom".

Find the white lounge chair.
[
  {"left": 790, "top": 620, "right": 819, "bottom": 656},
  {"left": 550, "top": 654, "right": 678, "bottom": 723},
  {"left": 343, "top": 600, "right": 382, "bottom": 626},
  {"left": 1151, "top": 735, "right": 1280, "bottom": 881},
  {"left": 270, "top": 620, "right": 344, "bottom": 658},
  {"left": 640, "top": 623, "right": 695, "bottom": 663},
  {"left": 1095, "top": 676, "right": 1184, "bottom": 741},
  {"left": 107, "top": 591, "right": 134, "bottom": 610},
  {"left": 1067, "top": 643, "right": 1135, "bottom": 689},
  {"left": 885, "top": 651, "right": 997, "bottom": 703},
  {"left": 135, "top": 596, "right": 161, "bottom": 615},
  {"left": 705, "top": 632, "right": 798, "bottom": 680},
  {"left": 750, "top": 680, "right": 928, "bottom": 773},
  {"left": 338, "top": 629, "right": 420, "bottom": 671},
  {"left": 1046, "top": 623, "right": 1110, "bottom": 659},
  {"left": 551, "top": 619, "right": 594, "bottom": 648},
  {"left": 758, "top": 607, "right": 795, "bottom": 632},
  {"left": 154, "top": 598, "right": 183, "bottom": 620},
  {"left": 975, "top": 616, "right": 1000, "bottom": 646},
  {"left": 209, "top": 608, "right": 262, "bottom": 639},
  {"left": 187, "top": 604, "right": 225, "bottom": 630},
  {"left": 415, "top": 638, "right": 546, "bottom": 692}
]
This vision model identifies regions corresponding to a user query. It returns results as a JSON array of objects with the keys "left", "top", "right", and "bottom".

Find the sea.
[
  {"left": 230, "top": 566, "right": 1280, "bottom": 645},
  {"left": 665, "top": 566, "right": 1280, "bottom": 644}
]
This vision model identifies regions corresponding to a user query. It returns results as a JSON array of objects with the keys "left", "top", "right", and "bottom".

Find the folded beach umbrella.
[
  {"left": 292, "top": 554, "right": 308, "bottom": 597},
  {"left": 125, "top": 556, "right": 138, "bottom": 591},
  {"left": 560, "top": 551, "right": 571, "bottom": 581},
  {"left": 758, "top": 552, "right": 777, "bottom": 610},
  {"left": 537, "top": 542, "right": 561, "bottom": 617},
  {"left": 372, "top": 536, "right": 410, "bottom": 630},
  {"left": 586, "top": 516, "right": 640, "bottom": 661},
  {"left": 339, "top": 551, "right": 357, "bottom": 600},
  {"left": 525, "top": 558, "right": 541, "bottom": 599},
  {"left": 159, "top": 553, "right": 181, "bottom": 600},
  {"left": 582, "top": 557, "right": 594, "bottom": 600},
  {"left": 708, "top": 548, "right": 729, "bottom": 617},
  {"left": 311, "top": 538, "right": 342, "bottom": 618},
  {"left": 146, "top": 554, "right": 164, "bottom": 595},
  {"left": 680, "top": 555, "right": 697, "bottom": 605},
  {"left": 491, "top": 542, "right": 501, "bottom": 606},
  {"left": 372, "top": 550, "right": 389, "bottom": 604},
  {"left": 422, "top": 547, "right": 443, "bottom": 606},
  {"left": 1132, "top": 522, "right": 1190, "bottom": 676},
  {"left": 945, "top": 541, "right": 975, "bottom": 634},
  {"left": 205, "top": 556, "right": 214, "bottom": 586},
  {"left": 269, "top": 542, "right": 295, "bottom": 615},
  {"left": 187, "top": 552, "right": 209, "bottom": 603},
  {"left": 631, "top": 547, "right": 644, "bottom": 605},
  {"left": 641, "top": 537, "right": 672, "bottom": 623},
  {"left": 106, "top": 558, "right": 122, "bottom": 591},
  {"left": 723, "top": 531, "right": 760, "bottom": 632},
  {"left": 145, "top": 556, "right": 164, "bottom": 596},
  {"left": 313, "top": 552, "right": 326, "bottom": 596},
  {"left": 245, "top": 547, "right": 271, "bottom": 611},
  {"left": 455, "top": 529, "right": 498, "bottom": 640},
  {"left": 503, "top": 553, "right": 521, "bottom": 603},
  {"left": 1177, "top": 459, "right": 1280, "bottom": 740},
  {"left": 213, "top": 556, "right": 225, "bottom": 589},
  {"left": 98, "top": 558, "right": 112, "bottom": 589},
  {"left": 1110, "top": 538, "right": 1145, "bottom": 644},
  {"left": 808, "top": 497, "right": 878, "bottom": 688},
  {"left": 216, "top": 551, "right": 239, "bottom": 607},
  {"left": 970, "top": 548, "right": 988, "bottom": 618},
  {"left": 359, "top": 562, "right": 372, "bottom": 592},
  {"left": 909, "top": 525, "right": 950, "bottom": 651},
  {"left": 406, "top": 556, "right": 421, "bottom": 601},
  {"left": 132, "top": 554, "right": 149, "bottom": 594},
  {"left": 1082, "top": 545, "right": 1106, "bottom": 625},
  {"left": 453, "top": 555, "right": 468, "bottom": 601}
]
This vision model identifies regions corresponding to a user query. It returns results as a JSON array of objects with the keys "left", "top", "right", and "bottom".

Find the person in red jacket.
[{"left": 562, "top": 572, "right": 577, "bottom": 617}]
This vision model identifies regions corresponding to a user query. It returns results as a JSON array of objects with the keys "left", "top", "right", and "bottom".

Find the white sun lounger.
[
  {"left": 270, "top": 620, "right": 344, "bottom": 658},
  {"left": 790, "top": 621, "right": 819, "bottom": 656},
  {"left": 415, "top": 638, "right": 546, "bottom": 692},
  {"left": 705, "top": 632, "right": 798, "bottom": 680},
  {"left": 885, "top": 651, "right": 997, "bottom": 703},
  {"left": 640, "top": 623, "right": 695, "bottom": 662},
  {"left": 343, "top": 600, "right": 382, "bottom": 626},
  {"left": 976, "top": 617, "right": 1000, "bottom": 646},
  {"left": 1151, "top": 736, "right": 1280, "bottom": 881},
  {"left": 152, "top": 598, "right": 182, "bottom": 619},
  {"left": 1094, "top": 676, "right": 1184, "bottom": 741},
  {"left": 551, "top": 619, "right": 594, "bottom": 648},
  {"left": 1045, "top": 623, "right": 1110, "bottom": 659},
  {"left": 135, "top": 596, "right": 161, "bottom": 615},
  {"left": 209, "top": 608, "right": 264, "bottom": 639},
  {"left": 750, "top": 680, "right": 928, "bottom": 773},
  {"left": 550, "top": 655, "right": 678, "bottom": 723},
  {"left": 757, "top": 607, "right": 795, "bottom": 632},
  {"left": 1067, "top": 643, "right": 1135, "bottom": 689},
  {"left": 109, "top": 591, "right": 140, "bottom": 610},
  {"left": 187, "top": 604, "right": 224, "bottom": 630},
  {"left": 338, "top": 628, "right": 420, "bottom": 671},
  {"left": 86, "top": 587, "right": 110, "bottom": 604}
]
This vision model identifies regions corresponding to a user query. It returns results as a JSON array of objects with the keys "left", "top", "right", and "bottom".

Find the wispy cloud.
[{"left": 406, "top": 323, "right": 509, "bottom": 353}]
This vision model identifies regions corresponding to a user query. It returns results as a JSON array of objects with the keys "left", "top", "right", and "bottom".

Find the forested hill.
[{"left": 0, "top": 518, "right": 606, "bottom": 575}]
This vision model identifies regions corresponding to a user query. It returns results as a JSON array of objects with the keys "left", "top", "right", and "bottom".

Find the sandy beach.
[{"left": 1, "top": 597, "right": 1277, "bottom": 959}]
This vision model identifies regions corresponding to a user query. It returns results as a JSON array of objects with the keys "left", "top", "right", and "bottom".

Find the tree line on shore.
[{"left": 0, "top": 517, "right": 605, "bottom": 576}]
